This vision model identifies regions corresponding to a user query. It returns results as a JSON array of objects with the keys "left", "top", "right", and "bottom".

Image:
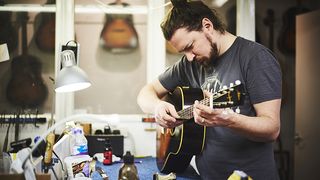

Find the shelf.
[
  {"left": 76, "top": 4, "right": 147, "bottom": 14},
  {"left": 0, "top": 4, "right": 55, "bottom": 12},
  {"left": 0, "top": 117, "right": 47, "bottom": 124},
  {"left": 0, "top": 4, "right": 148, "bottom": 14}
]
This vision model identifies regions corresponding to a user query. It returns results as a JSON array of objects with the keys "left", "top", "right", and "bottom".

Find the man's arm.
[
  {"left": 137, "top": 79, "right": 182, "bottom": 128},
  {"left": 137, "top": 79, "right": 168, "bottom": 114},
  {"left": 229, "top": 99, "right": 281, "bottom": 142},
  {"left": 193, "top": 99, "right": 281, "bottom": 142}
]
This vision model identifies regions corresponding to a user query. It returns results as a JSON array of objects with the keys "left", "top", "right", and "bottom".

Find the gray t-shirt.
[{"left": 158, "top": 37, "right": 281, "bottom": 180}]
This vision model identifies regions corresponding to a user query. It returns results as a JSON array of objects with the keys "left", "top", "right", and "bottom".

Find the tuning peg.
[
  {"left": 222, "top": 85, "right": 228, "bottom": 90},
  {"left": 229, "top": 82, "right": 234, "bottom": 87},
  {"left": 235, "top": 80, "right": 241, "bottom": 85}
]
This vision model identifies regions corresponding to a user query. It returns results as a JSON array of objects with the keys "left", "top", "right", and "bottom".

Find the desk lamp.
[{"left": 55, "top": 49, "right": 91, "bottom": 93}]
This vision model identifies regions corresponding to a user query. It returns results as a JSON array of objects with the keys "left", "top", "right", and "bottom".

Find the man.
[{"left": 137, "top": 0, "right": 281, "bottom": 179}]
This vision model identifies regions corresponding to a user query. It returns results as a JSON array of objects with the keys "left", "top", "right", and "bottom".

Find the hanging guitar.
[
  {"left": 100, "top": 0, "right": 139, "bottom": 53},
  {"left": 6, "top": 12, "right": 48, "bottom": 109},
  {"left": 157, "top": 81, "right": 245, "bottom": 174},
  {"left": 0, "top": 0, "right": 18, "bottom": 52},
  {"left": 35, "top": 0, "right": 56, "bottom": 52}
]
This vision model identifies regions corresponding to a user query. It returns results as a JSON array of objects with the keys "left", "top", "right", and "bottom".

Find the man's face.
[{"left": 169, "top": 27, "right": 219, "bottom": 66}]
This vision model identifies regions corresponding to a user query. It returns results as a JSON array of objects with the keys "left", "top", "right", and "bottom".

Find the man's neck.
[{"left": 218, "top": 32, "right": 237, "bottom": 56}]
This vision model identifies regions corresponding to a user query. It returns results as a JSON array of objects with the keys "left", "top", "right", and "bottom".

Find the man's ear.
[{"left": 202, "top": 18, "right": 213, "bottom": 31}]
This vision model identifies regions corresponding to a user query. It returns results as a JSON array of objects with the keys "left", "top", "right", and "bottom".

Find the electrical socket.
[{"left": 60, "top": 43, "right": 80, "bottom": 69}]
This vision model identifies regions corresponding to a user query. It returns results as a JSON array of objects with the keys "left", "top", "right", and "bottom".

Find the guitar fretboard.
[
  {"left": 176, "top": 87, "right": 241, "bottom": 120},
  {"left": 177, "top": 97, "right": 210, "bottom": 120}
]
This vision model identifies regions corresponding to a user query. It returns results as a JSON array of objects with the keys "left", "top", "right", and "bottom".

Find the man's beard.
[{"left": 197, "top": 42, "right": 219, "bottom": 66}]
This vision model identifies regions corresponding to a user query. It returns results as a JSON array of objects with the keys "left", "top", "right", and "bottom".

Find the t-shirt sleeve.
[
  {"left": 245, "top": 49, "right": 282, "bottom": 104},
  {"left": 158, "top": 58, "right": 187, "bottom": 91}
]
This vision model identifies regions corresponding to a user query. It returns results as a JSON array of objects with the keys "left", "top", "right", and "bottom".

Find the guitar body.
[
  {"left": 157, "top": 87, "right": 206, "bottom": 174},
  {"left": 35, "top": 15, "right": 55, "bottom": 52},
  {"left": 156, "top": 82, "right": 245, "bottom": 174},
  {"left": 6, "top": 55, "right": 48, "bottom": 108},
  {"left": 35, "top": 0, "right": 56, "bottom": 52},
  {"left": 101, "top": 18, "right": 137, "bottom": 49},
  {"left": 100, "top": 1, "right": 138, "bottom": 52},
  {"left": 6, "top": 12, "right": 48, "bottom": 108}
]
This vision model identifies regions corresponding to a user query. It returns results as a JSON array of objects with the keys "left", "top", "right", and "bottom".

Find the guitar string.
[
  {"left": 178, "top": 97, "right": 210, "bottom": 119},
  {"left": 177, "top": 89, "right": 241, "bottom": 119}
]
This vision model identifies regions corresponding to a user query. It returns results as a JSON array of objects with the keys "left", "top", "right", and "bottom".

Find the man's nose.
[{"left": 185, "top": 52, "right": 195, "bottom": 61}]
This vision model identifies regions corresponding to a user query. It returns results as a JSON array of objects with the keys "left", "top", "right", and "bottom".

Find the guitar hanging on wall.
[
  {"left": 157, "top": 81, "right": 245, "bottom": 174},
  {"left": 6, "top": 12, "right": 48, "bottom": 109},
  {"left": 0, "top": 0, "right": 18, "bottom": 52},
  {"left": 100, "top": 0, "right": 139, "bottom": 53},
  {"left": 34, "top": 0, "right": 56, "bottom": 52}
]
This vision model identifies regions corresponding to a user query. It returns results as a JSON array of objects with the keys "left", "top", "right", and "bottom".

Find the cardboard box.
[{"left": 0, "top": 173, "right": 50, "bottom": 180}]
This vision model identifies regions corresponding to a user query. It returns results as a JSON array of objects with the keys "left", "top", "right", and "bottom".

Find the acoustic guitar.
[
  {"left": 157, "top": 81, "right": 245, "bottom": 173},
  {"left": 100, "top": 0, "right": 138, "bottom": 52},
  {"left": 6, "top": 12, "right": 48, "bottom": 108},
  {"left": 34, "top": 0, "right": 56, "bottom": 52},
  {"left": 0, "top": 0, "right": 18, "bottom": 52}
]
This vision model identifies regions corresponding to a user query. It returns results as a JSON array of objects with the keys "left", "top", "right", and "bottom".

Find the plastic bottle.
[
  {"left": 118, "top": 151, "right": 139, "bottom": 180},
  {"left": 0, "top": 152, "right": 11, "bottom": 173},
  {"left": 70, "top": 127, "right": 88, "bottom": 156},
  {"left": 103, "top": 139, "right": 112, "bottom": 165}
]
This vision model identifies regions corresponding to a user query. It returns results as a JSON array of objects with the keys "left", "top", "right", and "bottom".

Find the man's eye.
[{"left": 185, "top": 44, "right": 193, "bottom": 51}]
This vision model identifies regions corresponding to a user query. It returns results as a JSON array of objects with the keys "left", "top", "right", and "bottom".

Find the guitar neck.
[
  {"left": 177, "top": 97, "right": 210, "bottom": 120},
  {"left": 176, "top": 84, "right": 244, "bottom": 120}
]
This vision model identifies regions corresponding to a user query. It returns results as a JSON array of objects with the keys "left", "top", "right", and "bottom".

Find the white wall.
[{"left": 74, "top": 12, "right": 147, "bottom": 114}]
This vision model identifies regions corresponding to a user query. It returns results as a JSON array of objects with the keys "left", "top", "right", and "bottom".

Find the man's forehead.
[{"left": 170, "top": 28, "right": 193, "bottom": 49}]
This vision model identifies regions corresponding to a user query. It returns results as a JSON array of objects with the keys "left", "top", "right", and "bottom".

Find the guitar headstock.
[{"left": 210, "top": 80, "right": 245, "bottom": 108}]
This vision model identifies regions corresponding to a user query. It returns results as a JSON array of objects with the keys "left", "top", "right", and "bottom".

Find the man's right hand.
[{"left": 154, "top": 101, "right": 183, "bottom": 128}]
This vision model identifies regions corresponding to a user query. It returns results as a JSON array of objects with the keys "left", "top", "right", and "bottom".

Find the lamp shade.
[{"left": 55, "top": 50, "right": 91, "bottom": 93}]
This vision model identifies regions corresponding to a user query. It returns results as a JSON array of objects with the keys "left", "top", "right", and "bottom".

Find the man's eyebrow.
[{"left": 178, "top": 41, "right": 193, "bottom": 53}]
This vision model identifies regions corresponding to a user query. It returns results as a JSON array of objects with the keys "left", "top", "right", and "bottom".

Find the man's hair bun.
[{"left": 170, "top": 0, "right": 188, "bottom": 9}]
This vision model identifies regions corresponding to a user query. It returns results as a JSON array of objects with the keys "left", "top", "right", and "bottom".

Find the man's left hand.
[{"left": 193, "top": 100, "right": 236, "bottom": 127}]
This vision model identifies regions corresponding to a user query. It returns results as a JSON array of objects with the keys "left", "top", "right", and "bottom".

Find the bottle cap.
[
  {"left": 104, "top": 125, "right": 112, "bottom": 134},
  {"left": 72, "top": 127, "right": 83, "bottom": 134},
  {"left": 123, "top": 151, "right": 134, "bottom": 164},
  {"left": 34, "top": 136, "right": 41, "bottom": 143}
]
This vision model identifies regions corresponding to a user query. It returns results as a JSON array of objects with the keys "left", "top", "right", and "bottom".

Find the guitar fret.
[
  {"left": 178, "top": 97, "right": 210, "bottom": 119},
  {"left": 176, "top": 82, "right": 244, "bottom": 120}
]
